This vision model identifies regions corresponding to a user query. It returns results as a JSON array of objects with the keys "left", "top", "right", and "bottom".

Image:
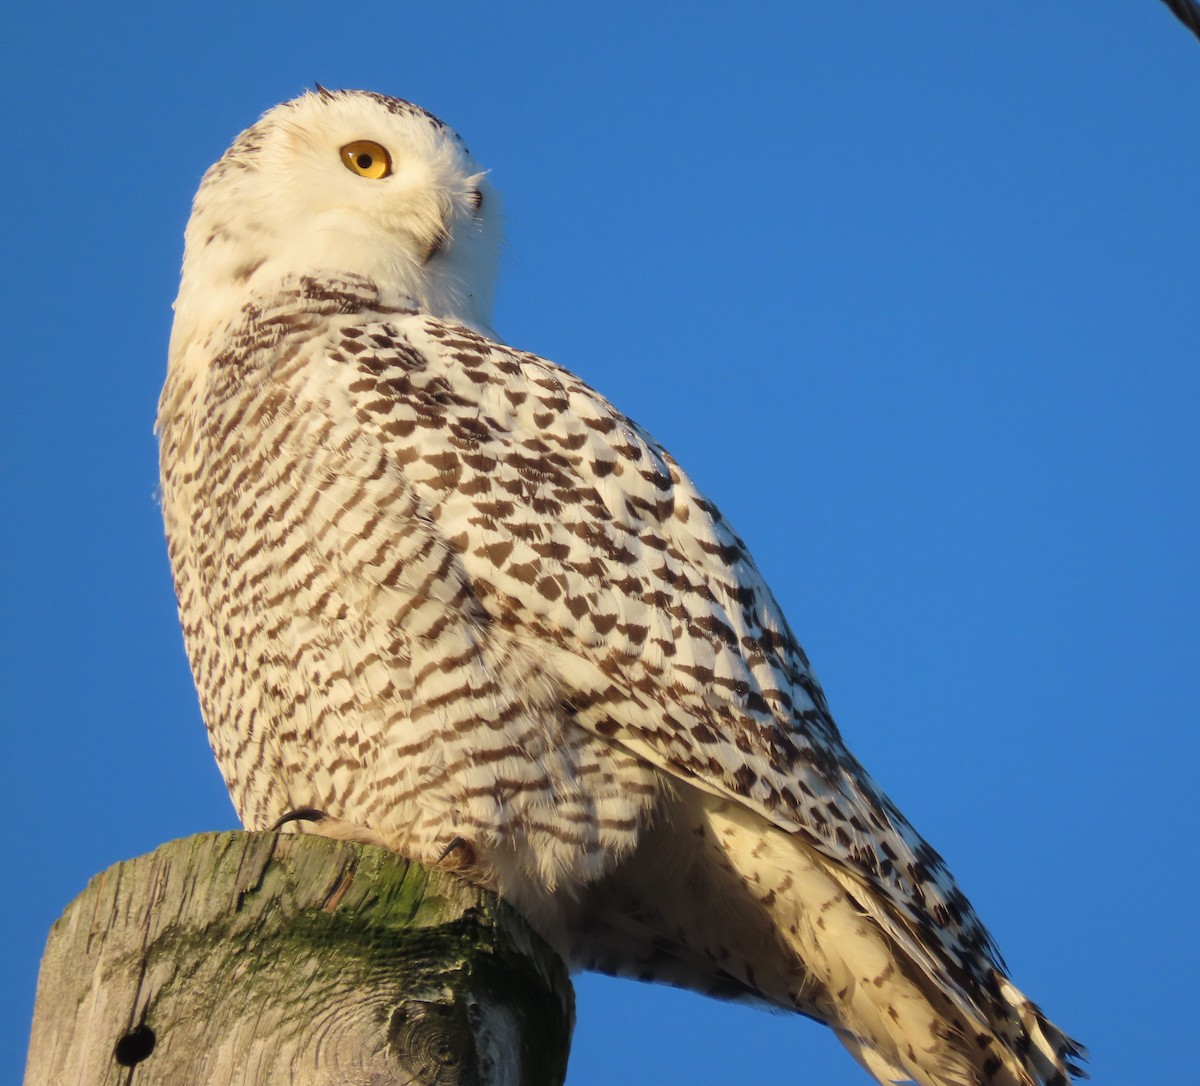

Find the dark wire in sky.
[{"left": 1160, "top": 0, "right": 1200, "bottom": 41}]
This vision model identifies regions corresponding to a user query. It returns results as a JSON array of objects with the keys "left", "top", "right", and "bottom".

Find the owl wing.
[{"left": 336, "top": 308, "right": 1004, "bottom": 997}]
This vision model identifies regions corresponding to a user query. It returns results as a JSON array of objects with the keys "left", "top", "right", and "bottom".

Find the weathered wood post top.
[{"left": 25, "top": 831, "right": 574, "bottom": 1086}]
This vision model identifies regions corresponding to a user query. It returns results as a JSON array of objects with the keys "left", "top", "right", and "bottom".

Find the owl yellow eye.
[{"left": 340, "top": 140, "right": 392, "bottom": 179}]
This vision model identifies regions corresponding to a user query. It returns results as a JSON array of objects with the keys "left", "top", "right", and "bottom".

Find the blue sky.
[{"left": 4, "top": 4, "right": 1197, "bottom": 1083}]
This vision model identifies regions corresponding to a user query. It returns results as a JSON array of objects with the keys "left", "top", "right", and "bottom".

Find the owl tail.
[{"left": 704, "top": 800, "right": 1085, "bottom": 1086}]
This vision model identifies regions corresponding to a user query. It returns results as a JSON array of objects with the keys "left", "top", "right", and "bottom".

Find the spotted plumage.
[{"left": 158, "top": 89, "right": 1084, "bottom": 1086}]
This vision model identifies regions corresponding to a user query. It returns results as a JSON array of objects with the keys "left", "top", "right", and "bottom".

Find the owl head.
[{"left": 172, "top": 88, "right": 502, "bottom": 352}]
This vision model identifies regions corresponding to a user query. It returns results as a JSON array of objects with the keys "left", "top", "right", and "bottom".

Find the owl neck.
[{"left": 170, "top": 236, "right": 497, "bottom": 379}]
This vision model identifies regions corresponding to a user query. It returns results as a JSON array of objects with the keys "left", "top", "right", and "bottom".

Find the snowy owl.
[{"left": 158, "top": 88, "right": 1084, "bottom": 1086}]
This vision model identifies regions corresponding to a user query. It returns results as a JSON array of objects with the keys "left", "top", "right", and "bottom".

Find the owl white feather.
[{"left": 158, "top": 88, "right": 1084, "bottom": 1086}]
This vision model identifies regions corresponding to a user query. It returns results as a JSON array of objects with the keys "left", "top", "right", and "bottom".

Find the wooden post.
[{"left": 24, "top": 831, "right": 574, "bottom": 1086}]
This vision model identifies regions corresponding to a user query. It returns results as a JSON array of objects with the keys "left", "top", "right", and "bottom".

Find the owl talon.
[
  {"left": 270, "top": 806, "right": 328, "bottom": 831},
  {"left": 435, "top": 835, "right": 476, "bottom": 869},
  {"left": 270, "top": 808, "right": 390, "bottom": 848}
]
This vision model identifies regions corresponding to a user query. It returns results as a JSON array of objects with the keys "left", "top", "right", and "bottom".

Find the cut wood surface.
[{"left": 25, "top": 831, "right": 574, "bottom": 1086}]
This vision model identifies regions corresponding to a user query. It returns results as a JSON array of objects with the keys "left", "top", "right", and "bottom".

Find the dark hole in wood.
[{"left": 114, "top": 1024, "right": 156, "bottom": 1066}]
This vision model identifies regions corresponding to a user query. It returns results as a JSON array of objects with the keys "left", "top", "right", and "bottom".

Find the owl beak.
[
  {"left": 422, "top": 224, "right": 448, "bottom": 264},
  {"left": 420, "top": 197, "right": 452, "bottom": 264}
]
